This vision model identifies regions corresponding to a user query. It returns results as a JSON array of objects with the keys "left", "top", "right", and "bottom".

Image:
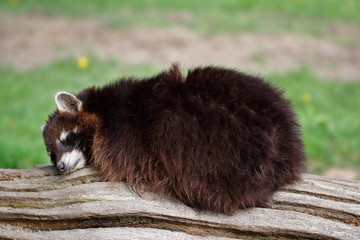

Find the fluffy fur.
[{"left": 42, "top": 65, "right": 306, "bottom": 214}]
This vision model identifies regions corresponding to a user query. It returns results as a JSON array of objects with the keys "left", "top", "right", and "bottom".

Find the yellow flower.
[
  {"left": 77, "top": 57, "right": 89, "bottom": 70},
  {"left": 302, "top": 93, "right": 312, "bottom": 104}
]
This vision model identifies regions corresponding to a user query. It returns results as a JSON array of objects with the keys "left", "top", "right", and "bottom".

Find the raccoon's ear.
[
  {"left": 55, "top": 91, "right": 83, "bottom": 114},
  {"left": 41, "top": 124, "right": 46, "bottom": 132}
]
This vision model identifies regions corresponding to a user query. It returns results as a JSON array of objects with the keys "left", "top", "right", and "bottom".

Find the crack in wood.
[
  {"left": 283, "top": 189, "right": 360, "bottom": 205},
  {"left": 272, "top": 202, "right": 360, "bottom": 226},
  {"left": 0, "top": 199, "right": 101, "bottom": 209}
]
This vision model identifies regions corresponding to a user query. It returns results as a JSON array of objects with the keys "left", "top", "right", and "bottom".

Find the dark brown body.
[{"left": 43, "top": 65, "right": 306, "bottom": 214}]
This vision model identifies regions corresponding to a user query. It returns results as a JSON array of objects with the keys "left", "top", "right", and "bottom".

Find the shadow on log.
[{"left": 0, "top": 165, "right": 359, "bottom": 239}]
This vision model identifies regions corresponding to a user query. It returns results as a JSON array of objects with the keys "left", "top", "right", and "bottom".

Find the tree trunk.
[{"left": 0, "top": 165, "right": 359, "bottom": 239}]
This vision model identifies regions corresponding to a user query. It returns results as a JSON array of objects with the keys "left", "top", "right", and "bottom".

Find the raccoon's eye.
[{"left": 67, "top": 134, "right": 77, "bottom": 143}]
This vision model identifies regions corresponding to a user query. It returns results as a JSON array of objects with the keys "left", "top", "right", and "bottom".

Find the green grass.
[
  {"left": 1, "top": 0, "right": 360, "bottom": 37},
  {"left": 271, "top": 68, "right": 360, "bottom": 174},
  {"left": 0, "top": 60, "right": 359, "bottom": 176},
  {"left": 2, "top": 0, "right": 359, "bottom": 21}
]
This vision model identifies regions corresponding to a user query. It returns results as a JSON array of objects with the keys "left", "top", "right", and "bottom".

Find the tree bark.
[{"left": 0, "top": 165, "right": 359, "bottom": 239}]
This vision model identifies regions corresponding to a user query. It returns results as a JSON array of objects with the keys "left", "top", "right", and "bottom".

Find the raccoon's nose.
[{"left": 57, "top": 162, "right": 67, "bottom": 173}]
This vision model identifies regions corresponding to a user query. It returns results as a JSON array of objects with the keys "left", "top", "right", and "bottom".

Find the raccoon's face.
[{"left": 42, "top": 92, "right": 95, "bottom": 174}]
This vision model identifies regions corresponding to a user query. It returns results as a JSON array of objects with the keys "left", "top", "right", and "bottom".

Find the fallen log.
[{"left": 0, "top": 165, "right": 359, "bottom": 239}]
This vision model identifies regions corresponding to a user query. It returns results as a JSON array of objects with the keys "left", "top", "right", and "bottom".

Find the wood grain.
[{"left": 1, "top": 165, "right": 359, "bottom": 239}]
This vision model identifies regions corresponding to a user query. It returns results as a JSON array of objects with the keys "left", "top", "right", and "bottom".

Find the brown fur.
[{"left": 42, "top": 65, "right": 306, "bottom": 214}]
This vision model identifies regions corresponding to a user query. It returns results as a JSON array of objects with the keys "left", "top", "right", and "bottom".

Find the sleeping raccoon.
[{"left": 42, "top": 65, "right": 306, "bottom": 214}]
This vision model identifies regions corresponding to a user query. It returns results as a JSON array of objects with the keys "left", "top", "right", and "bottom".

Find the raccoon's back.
[{"left": 139, "top": 67, "right": 305, "bottom": 214}]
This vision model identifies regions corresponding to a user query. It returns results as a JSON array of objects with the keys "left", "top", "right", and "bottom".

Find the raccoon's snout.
[
  {"left": 57, "top": 162, "right": 67, "bottom": 174},
  {"left": 56, "top": 150, "right": 87, "bottom": 174}
]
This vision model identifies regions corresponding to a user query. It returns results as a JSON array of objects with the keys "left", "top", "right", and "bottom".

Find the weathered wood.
[{"left": 0, "top": 165, "right": 359, "bottom": 239}]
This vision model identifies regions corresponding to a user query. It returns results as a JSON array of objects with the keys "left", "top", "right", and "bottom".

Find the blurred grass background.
[{"left": 0, "top": 0, "right": 359, "bottom": 178}]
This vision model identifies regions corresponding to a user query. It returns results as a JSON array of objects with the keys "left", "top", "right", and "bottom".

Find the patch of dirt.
[
  {"left": 0, "top": 13, "right": 359, "bottom": 81},
  {"left": 323, "top": 168, "right": 358, "bottom": 180}
]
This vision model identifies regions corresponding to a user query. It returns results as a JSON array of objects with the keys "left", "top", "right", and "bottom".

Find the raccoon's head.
[{"left": 42, "top": 91, "right": 98, "bottom": 174}]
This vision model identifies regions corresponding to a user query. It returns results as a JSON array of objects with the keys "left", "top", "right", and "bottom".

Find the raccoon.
[{"left": 42, "top": 65, "right": 306, "bottom": 214}]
